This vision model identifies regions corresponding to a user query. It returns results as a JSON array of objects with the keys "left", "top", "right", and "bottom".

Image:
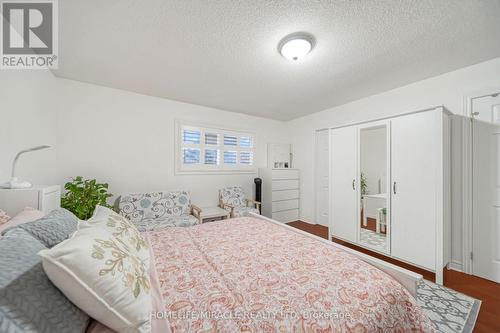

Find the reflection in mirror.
[{"left": 359, "top": 125, "right": 389, "bottom": 253}]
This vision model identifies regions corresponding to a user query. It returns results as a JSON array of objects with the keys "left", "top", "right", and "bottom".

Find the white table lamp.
[{"left": 0, "top": 145, "right": 52, "bottom": 189}]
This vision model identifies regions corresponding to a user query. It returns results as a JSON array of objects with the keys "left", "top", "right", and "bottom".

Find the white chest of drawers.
[
  {"left": 0, "top": 185, "right": 61, "bottom": 216},
  {"left": 258, "top": 168, "right": 300, "bottom": 223}
]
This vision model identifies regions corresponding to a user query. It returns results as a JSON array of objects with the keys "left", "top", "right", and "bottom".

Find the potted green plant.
[
  {"left": 360, "top": 172, "right": 368, "bottom": 196},
  {"left": 61, "top": 176, "right": 113, "bottom": 220}
]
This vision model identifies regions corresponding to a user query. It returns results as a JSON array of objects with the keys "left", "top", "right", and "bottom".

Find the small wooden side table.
[{"left": 200, "top": 206, "right": 230, "bottom": 223}]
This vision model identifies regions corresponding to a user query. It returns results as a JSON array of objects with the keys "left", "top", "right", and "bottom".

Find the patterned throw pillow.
[
  {"left": 220, "top": 186, "right": 246, "bottom": 207},
  {"left": 0, "top": 232, "right": 89, "bottom": 333},
  {"left": 38, "top": 226, "right": 152, "bottom": 333},
  {"left": 81, "top": 206, "right": 149, "bottom": 266}
]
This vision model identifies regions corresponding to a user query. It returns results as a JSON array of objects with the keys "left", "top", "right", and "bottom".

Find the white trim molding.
[
  {"left": 313, "top": 128, "right": 331, "bottom": 229},
  {"left": 462, "top": 94, "right": 473, "bottom": 275},
  {"left": 448, "top": 260, "right": 463, "bottom": 272},
  {"left": 462, "top": 88, "right": 500, "bottom": 275}
]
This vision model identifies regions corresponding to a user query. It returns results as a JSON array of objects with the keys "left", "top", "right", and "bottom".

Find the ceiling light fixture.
[{"left": 278, "top": 33, "right": 315, "bottom": 61}]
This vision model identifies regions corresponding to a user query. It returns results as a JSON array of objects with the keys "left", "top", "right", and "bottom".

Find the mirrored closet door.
[{"left": 358, "top": 122, "right": 390, "bottom": 254}]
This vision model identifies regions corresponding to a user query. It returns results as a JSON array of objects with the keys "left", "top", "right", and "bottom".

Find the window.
[
  {"left": 183, "top": 130, "right": 201, "bottom": 144},
  {"left": 204, "top": 149, "right": 219, "bottom": 165},
  {"left": 224, "top": 151, "right": 237, "bottom": 164},
  {"left": 205, "top": 133, "right": 219, "bottom": 145},
  {"left": 176, "top": 121, "right": 256, "bottom": 173},
  {"left": 240, "top": 136, "right": 253, "bottom": 148},
  {"left": 239, "top": 151, "right": 253, "bottom": 165},
  {"left": 223, "top": 135, "right": 238, "bottom": 146},
  {"left": 183, "top": 148, "right": 200, "bottom": 164}
]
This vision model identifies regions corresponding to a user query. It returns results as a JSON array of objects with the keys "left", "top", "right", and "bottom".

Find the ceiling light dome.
[{"left": 278, "top": 33, "right": 315, "bottom": 61}]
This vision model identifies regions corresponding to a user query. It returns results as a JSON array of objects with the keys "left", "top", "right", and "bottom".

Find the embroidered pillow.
[
  {"left": 38, "top": 226, "right": 152, "bottom": 333},
  {"left": 84, "top": 236, "right": 171, "bottom": 333},
  {"left": 80, "top": 206, "right": 149, "bottom": 266}
]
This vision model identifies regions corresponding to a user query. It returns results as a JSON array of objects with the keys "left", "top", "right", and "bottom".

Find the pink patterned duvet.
[{"left": 147, "top": 217, "right": 435, "bottom": 332}]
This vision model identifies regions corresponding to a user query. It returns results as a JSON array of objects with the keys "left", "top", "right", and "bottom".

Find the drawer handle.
[
  {"left": 393, "top": 181, "right": 397, "bottom": 195},
  {"left": 352, "top": 179, "right": 356, "bottom": 190}
]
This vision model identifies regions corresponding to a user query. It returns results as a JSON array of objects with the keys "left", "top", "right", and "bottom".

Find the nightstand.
[
  {"left": 0, "top": 185, "right": 61, "bottom": 216},
  {"left": 200, "top": 206, "right": 230, "bottom": 223}
]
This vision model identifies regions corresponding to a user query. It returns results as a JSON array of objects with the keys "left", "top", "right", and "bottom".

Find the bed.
[
  {"left": 0, "top": 207, "right": 434, "bottom": 333},
  {"left": 146, "top": 214, "right": 435, "bottom": 332}
]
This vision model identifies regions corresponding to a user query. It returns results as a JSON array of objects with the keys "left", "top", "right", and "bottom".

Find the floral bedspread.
[{"left": 147, "top": 217, "right": 435, "bottom": 332}]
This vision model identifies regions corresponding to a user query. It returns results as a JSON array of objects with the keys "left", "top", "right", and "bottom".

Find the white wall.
[
  {"left": 55, "top": 79, "right": 289, "bottom": 207},
  {"left": 5, "top": 53, "right": 500, "bottom": 270},
  {"left": 1, "top": 69, "right": 288, "bottom": 208},
  {"left": 0, "top": 69, "right": 59, "bottom": 186},
  {"left": 289, "top": 56, "right": 500, "bottom": 268}
]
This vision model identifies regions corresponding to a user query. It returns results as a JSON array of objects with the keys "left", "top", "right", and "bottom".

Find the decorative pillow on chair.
[
  {"left": 38, "top": 226, "right": 152, "bottom": 333},
  {"left": 80, "top": 206, "right": 149, "bottom": 265},
  {"left": 220, "top": 186, "right": 246, "bottom": 207}
]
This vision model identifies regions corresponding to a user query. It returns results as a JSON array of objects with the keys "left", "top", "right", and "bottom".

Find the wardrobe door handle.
[
  {"left": 393, "top": 181, "right": 397, "bottom": 195},
  {"left": 352, "top": 179, "right": 356, "bottom": 190}
]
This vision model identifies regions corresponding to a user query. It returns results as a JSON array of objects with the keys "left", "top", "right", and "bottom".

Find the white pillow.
[
  {"left": 39, "top": 226, "right": 152, "bottom": 333},
  {"left": 80, "top": 206, "right": 149, "bottom": 266}
]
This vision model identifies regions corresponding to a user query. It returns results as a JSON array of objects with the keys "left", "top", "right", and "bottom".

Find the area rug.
[{"left": 417, "top": 280, "right": 481, "bottom": 333}]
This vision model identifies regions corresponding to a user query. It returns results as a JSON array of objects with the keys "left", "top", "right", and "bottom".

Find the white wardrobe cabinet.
[
  {"left": 328, "top": 107, "right": 450, "bottom": 284},
  {"left": 331, "top": 126, "right": 358, "bottom": 243},
  {"left": 391, "top": 110, "right": 445, "bottom": 271}
]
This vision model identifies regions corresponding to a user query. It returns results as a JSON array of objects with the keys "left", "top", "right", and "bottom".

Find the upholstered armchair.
[
  {"left": 118, "top": 190, "right": 202, "bottom": 231},
  {"left": 219, "top": 186, "right": 260, "bottom": 218}
]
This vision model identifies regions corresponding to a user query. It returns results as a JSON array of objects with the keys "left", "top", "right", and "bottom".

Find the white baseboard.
[
  {"left": 296, "top": 218, "right": 314, "bottom": 224},
  {"left": 447, "top": 260, "right": 463, "bottom": 272},
  {"left": 303, "top": 220, "right": 328, "bottom": 227}
]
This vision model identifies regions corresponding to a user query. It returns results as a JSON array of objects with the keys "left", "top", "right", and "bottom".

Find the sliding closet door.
[
  {"left": 331, "top": 126, "right": 358, "bottom": 243},
  {"left": 391, "top": 111, "right": 438, "bottom": 271}
]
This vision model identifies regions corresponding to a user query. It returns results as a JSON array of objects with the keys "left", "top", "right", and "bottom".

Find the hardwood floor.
[
  {"left": 287, "top": 221, "right": 500, "bottom": 333},
  {"left": 444, "top": 270, "right": 500, "bottom": 333},
  {"left": 360, "top": 217, "right": 386, "bottom": 234}
]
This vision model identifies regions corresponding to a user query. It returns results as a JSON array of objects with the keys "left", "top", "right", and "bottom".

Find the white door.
[
  {"left": 391, "top": 111, "right": 438, "bottom": 271},
  {"left": 472, "top": 93, "right": 500, "bottom": 283},
  {"left": 315, "top": 129, "right": 330, "bottom": 227},
  {"left": 331, "top": 126, "right": 358, "bottom": 243}
]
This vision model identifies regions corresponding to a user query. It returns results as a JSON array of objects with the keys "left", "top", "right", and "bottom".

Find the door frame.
[
  {"left": 313, "top": 128, "right": 331, "bottom": 229},
  {"left": 463, "top": 88, "right": 500, "bottom": 275}
]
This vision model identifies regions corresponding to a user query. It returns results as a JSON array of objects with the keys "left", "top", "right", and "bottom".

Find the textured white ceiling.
[{"left": 54, "top": 1, "right": 500, "bottom": 120}]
